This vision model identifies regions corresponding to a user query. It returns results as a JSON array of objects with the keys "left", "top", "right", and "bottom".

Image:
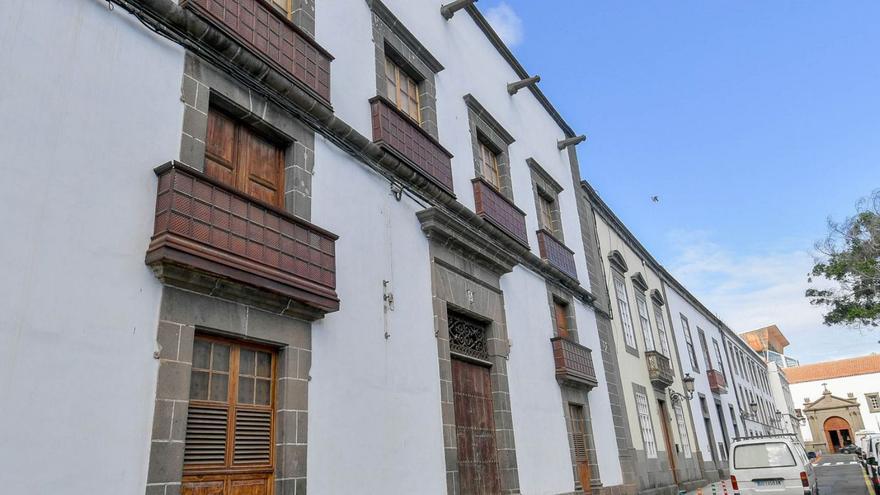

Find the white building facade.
[
  {"left": 0, "top": 0, "right": 631, "bottom": 494},
  {"left": 663, "top": 284, "right": 740, "bottom": 481},
  {"left": 723, "top": 329, "right": 779, "bottom": 438}
]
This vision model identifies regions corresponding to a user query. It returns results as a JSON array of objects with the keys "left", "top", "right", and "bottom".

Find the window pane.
[
  {"left": 734, "top": 443, "right": 796, "bottom": 469},
  {"left": 256, "top": 352, "right": 272, "bottom": 378},
  {"left": 193, "top": 339, "right": 211, "bottom": 369},
  {"left": 212, "top": 343, "right": 230, "bottom": 372},
  {"left": 238, "top": 377, "right": 255, "bottom": 404},
  {"left": 190, "top": 370, "right": 209, "bottom": 400},
  {"left": 255, "top": 379, "right": 271, "bottom": 406},
  {"left": 240, "top": 349, "right": 256, "bottom": 376},
  {"left": 210, "top": 373, "right": 228, "bottom": 402}
]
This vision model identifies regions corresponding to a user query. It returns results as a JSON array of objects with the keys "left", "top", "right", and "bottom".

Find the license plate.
[{"left": 755, "top": 480, "right": 783, "bottom": 486}]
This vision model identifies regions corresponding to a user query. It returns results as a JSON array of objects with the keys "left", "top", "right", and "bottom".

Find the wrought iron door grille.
[{"left": 448, "top": 312, "right": 490, "bottom": 361}]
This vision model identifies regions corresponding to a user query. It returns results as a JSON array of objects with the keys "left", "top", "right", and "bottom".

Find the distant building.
[
  {"left": 739, "top": 325, "right": 801, "bottom": 439},
  {"left": 786, "top": 354, "right": 880, "bottom": 453}
]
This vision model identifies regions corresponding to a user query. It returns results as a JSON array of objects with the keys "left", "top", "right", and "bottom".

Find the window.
[
  {"left": 681, "top": 315, "right": 699, "bottom": 371},
  {"left": 554, "top": 300, "right": 571, "bottom": 340},
  {"left": 733, "top": 442, "right": 796, "bottom": 469},
  {"left": 713, "top": 339, "right": 726, "bottom": 377},
  {"left": 635, "top": 294, "right": 655, "bottom": 352},
  {"left": 613, "top": 273, "right": 638, "bottom": 350},
  {"left": 635, "top": 391, "right": 657, "bottom": 458},
  {"left": 206, "top": 107, "right": 285, "bottom": 208},
  {"left": 385, "top": 55, "right": 421, "bottom": 122},
  {"left": 697, "top": 328, "right": 712, "bottom": 371},
  {"left": 866, "top": 393, "right": 880, "bottom": 413},
  {"left": 653, "top": 304, "right": 671, "bottom": 357},
  {"left": 478, "top": 140, "right": 501, "bottom": 189},
  {"left": 183, "top": 336, "right": 276, "bottom": 492},
  {"left": 673, "top": 402, "right": 692, "bottom": 458},
  {"left": 568, "top": 403, "right": 592, "bottom": 490},
  {"left": 537, "top": 191, "right": 556, "bottom": 233}
]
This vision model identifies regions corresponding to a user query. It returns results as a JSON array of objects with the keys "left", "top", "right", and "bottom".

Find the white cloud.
[
  {"left": 485, "top": 3, "right": 524, "bottom": 47},
  {"left": 664, "top": 230, "right": 879, "bottom": 364}
]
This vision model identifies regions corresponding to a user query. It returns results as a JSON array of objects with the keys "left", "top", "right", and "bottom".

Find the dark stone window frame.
[
  {"left": 464, "top": 94, "right": 516, "bottom": 200},
  {"left": 547, "top": 284, "right": 579, "bottom": 343},
  {"left": 368, "top": 0, "right": 443, "bottom": 139},
  {"left": 527, "top": 158, "right": 565, "bottom": 243},
  {"left": 866, "top": 392, "right": 880, "bottom": 413},
  {"left": 561, "top": 386, "right": 602, "bottom": 491}
]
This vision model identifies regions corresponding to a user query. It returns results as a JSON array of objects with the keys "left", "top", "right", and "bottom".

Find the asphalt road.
[{"left": 815, "top": 454, "right": 873, "bottom": 494}]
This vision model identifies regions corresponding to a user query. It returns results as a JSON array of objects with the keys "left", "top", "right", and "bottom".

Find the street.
[
  {"left": 815, "top": 454, "right": 874, "bottom": 494},
  {"left": 686, "top": 454, "right": 874, "bottom": 495}
]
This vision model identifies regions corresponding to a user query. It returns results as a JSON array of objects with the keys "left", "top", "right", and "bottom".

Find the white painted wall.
[
  {"left": 0, "top": 0, "right": 184, "bottom": 493},
  {"left": 790, "top": 373, "right": 880, "bottom": 443},
  {"left": 665, "top": 286, "right": 739, "bottom": 463},
  {"left": 767, "top": 363, "right": 800, "bottom": 437},
  {"left": 309, "top": 136, "right": 447, "bottom": 494}
]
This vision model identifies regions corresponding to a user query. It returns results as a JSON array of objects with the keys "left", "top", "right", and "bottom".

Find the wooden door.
[
  {"left": 569, "top": 403, "right": 592, "bottom": 494},
  {"left": 452, "top": 358, "right": 502, "bottom": 495},
  {"left": 182, "top": 336, "right": 276, "bottom": 495},
  {"left": 206, "top": 108, "right": 285, "bottom": 208},
  {"left": 554, "top": 301, "right": 570, "bottom": 340},
  {"left": 657, "top": 400, "right": 678, "bottom": 484}
]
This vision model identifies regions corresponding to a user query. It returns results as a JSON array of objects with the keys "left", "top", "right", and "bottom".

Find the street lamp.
[{"left": 669, "top": 373, "right": 696, "bottom": 404}]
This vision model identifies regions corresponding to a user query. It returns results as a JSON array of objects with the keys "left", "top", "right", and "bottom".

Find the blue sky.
[{"left": 481, "top": 0, "right": 880, "bottom": 363}]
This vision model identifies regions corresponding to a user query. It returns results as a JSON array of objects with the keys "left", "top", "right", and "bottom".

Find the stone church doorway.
[{"left": 823, "top": 416, "right": 853, "bottom": 452}]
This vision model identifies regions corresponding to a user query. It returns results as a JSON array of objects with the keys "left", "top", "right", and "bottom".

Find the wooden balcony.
[
  {"left": 146, "top": 162, "right": 339, "bottom": 319},
  {"left": 551, "top": 337, "right": 598, "bottom": 389},
  {"left": 369, "top": 96, "right": 454, "bottom": 194},
  {"left": 707, "top": 369, "right": 728, "bottom": 395},
  {"left": 645, "top": 350, "right": 674, "bottom": 389},
  {"left": 537, "top": 229, "right": 578, "bottom": 281},
  {"left": 472, "top": 178, "right": 528, "bottom": 247},
  {"left": 181, "top": 0, "right": 333, "bottom": 105}
]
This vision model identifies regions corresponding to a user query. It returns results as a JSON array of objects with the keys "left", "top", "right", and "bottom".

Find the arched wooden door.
[{"left": 823, "top": 416, "right": 852, "bottom": 453}]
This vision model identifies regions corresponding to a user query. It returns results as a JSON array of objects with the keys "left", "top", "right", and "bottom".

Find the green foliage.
[{"left": 806, "top": 190, "right": 880, "bottom": 327}]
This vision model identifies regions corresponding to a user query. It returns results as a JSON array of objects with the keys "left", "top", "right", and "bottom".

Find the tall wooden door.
[
  {"left": 452, "top": 358, "right": 502, "bottom": 495},
  {"left": 182, "top": 336, "right": 276, "bottom": 495},
  {"left": 569, "top": 403, "right": 592, "bottom": 494},
  {"left": 657, "top": 400, "right": 678, "bottom": 484},
  {"left": 205, "top": 108, "right": 285, "bottom": 208}
]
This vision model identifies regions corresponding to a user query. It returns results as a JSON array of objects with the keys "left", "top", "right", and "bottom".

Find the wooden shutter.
[
  {"left": 568, "top": 403, "right": 592, "bottom": 494},
  {"left": 183, "top": 337, "right": 276, "bottom": 495},
  {"left": 554, "top": 301, "right": 570, "bottom": 340},
  {"left": 205, "top": 107, "right": 285, "bottom": 208}
]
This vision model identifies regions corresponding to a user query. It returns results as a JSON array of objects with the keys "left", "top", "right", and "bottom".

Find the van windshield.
[{"left": 734, "top": 442, "right": 796, "bottom": 469}]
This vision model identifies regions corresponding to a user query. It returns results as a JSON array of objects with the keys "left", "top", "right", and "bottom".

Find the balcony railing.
[
  {"left": 645, "top": 350, "right": 674, "bottom": 389},
  {"left": 146, "top": 162, "right": 339, "bottom": 317},
  {"left": 707, "top": 369, "right": 728, "bottom": 395},
  {"left": 472, "top": 178, "right": 528, "bottom": 247},
  {"left": 537, "top": 229, "right": 578, "bottom": 280},
  {"left": 551, "top": 337, "right": 598, "bottom": 389},
  {"left": 370, "top": 96, "right": 454, "bottom": 194},
  {"left": 181, "top": 0, "right": 333, "bottom": 104}
]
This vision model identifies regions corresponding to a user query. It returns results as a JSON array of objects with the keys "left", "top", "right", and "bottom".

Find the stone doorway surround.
[{"left": 802, "top": 386, "right": 865, "bottom": 454}]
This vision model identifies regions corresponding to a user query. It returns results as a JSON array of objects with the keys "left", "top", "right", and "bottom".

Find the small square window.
[{"left": 867, "top": 393, "right": 880, "bottom": 413}]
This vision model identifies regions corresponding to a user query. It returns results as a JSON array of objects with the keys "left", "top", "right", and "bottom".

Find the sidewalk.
[{"left": 682, "top": 479, "right": 734, "bottom": 495}]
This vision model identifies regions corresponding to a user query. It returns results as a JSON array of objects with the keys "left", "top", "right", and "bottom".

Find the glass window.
[
  {"left": 385, "top": 56, "right": 421, "bottom": 122},
  {"left": 478, "top": 140, "right": 501, "bottom": 189},
  {"left": 614, "top": 274, "right": 637, "bottom": 350},
  {"left": 681, "top": 315, "right": 699, "bottom": 371},
  {"left": 734, "top": 442, "right": 797, "bottom": 469},
  {"left": 635, "top": 294, "right": 655, "bottom": 352},
  {"left": 537, "top": 192, "right": 555, "bottom": 232},
  {"left": 653, "top": 303, "right": 671, "bottom": 357},
  {"left": 635, "top": 392, "right": 657, "bottom": 458},
  {"left": 674, "top": 402, "right": 692, "bottom": 458},
  {"left": 713, "top": 339, "right": 726, "bottom": 377}
]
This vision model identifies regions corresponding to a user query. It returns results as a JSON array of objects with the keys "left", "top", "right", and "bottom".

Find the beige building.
[{"left": 582, "top": 184, "right": 705, "bottom": 494}]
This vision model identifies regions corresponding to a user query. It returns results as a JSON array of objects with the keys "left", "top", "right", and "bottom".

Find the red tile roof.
[{"left": 784, "top": 354, "right": 880, "bottom": 384}]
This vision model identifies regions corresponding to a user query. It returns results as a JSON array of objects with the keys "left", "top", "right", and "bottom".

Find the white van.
[{"left": 729, "top": 435, "right": 818, "bottom": 495}]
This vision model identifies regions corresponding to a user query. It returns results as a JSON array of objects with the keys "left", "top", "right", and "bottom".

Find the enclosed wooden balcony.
[
  {"left": 645, "top": 350, "right": 674, "bottom": 389},
  {"left": 472, "top": 178, "right": 528, "bottom": 246},
  {"left": 707, "top": 369, "right": 728, "bottom": 395},
  {"left": 551, "top": 337, "right": 598, "bottom": 389},
  {"left": 181, "top": 0, "right": 333, "bottom": 104},
  {"left": 370, "top": 96, "right": 454, "bottom": 194},
  {"left": 537, "top": 229, "right": 578, "bottom": 280},
  {"left": 146, "top": 162, "right": 339, "bottom": 319}
]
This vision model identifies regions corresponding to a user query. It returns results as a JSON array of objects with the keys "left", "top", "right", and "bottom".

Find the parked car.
[
  {"left": 862, "top": 435, "right": 880, "bottom": 494},
  {"left": 840, "top": 443, "right": 862, "bottom": 455},
  {"left": 730, "top": 435, "right": 817, "bottom": 494}
]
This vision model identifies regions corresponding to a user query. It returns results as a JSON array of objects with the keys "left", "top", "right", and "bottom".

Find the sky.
[{"left": 481, "top": 0, "right": 880, "bottom": 364}]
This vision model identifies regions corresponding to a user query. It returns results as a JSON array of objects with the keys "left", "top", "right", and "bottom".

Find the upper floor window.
[
  {"left": 465, "top": 95, "right": 516, "bottom": 199},
  {"left": 537, "top": 192, "right": 556, "bottom": 232},
  {"left": 478, "top": 140, "right": 502, "bottom": 189},
  {"left": 613, "top": 273, "right": 638, "bottom": 352},
  {"left": 635, "top": 293, "right": 655, "bottom": 352},
  {"left": 713, "top": 339, "right": 726, "bottom": 377},
  {"left": 681, "top": 315, "right": 699, "bottom": 372},
  {"left": 554, "top": 299, "right": 571, "bottom": 340},
  {"left": 653, "top": 303, "right": 671, "bottom": 358},
  {"left": 206, "top": 107, "right": 285, "bottom": 208},
  {"left": 528, "top": 158, "right": 565, "bottom": 241},
  {"left": 697, "top": 328, "right": 712, "bottom": 371},
  {"left": 385, "top": 56, "right": 421, "bottom": 123}
]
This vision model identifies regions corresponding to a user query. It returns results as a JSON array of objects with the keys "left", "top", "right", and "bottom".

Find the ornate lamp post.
[{"left": 669, "top": 373, "right": 696, "bottom": 404}]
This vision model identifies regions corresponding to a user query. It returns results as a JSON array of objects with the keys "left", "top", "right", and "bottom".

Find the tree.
[{"left": 806, "top": 190, "right": 880, "bottom": 327}]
